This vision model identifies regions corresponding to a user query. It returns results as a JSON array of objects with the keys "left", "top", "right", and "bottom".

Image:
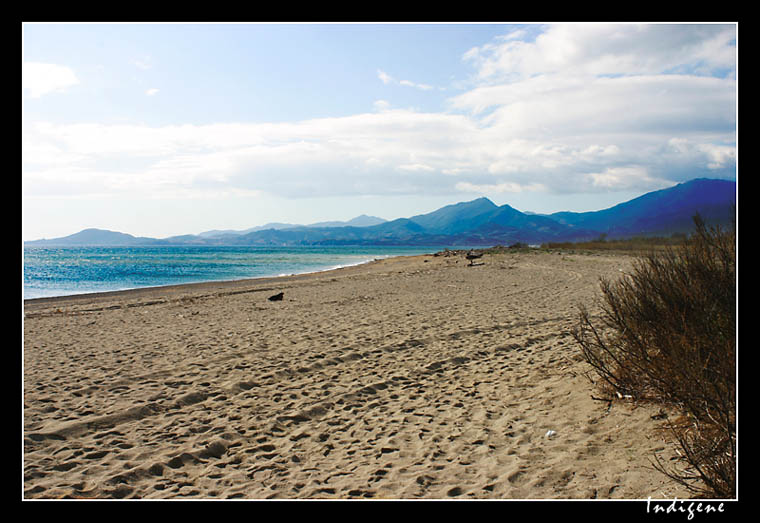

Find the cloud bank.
[
  {"left": 23, "top": 24, "right": 736, "bottom": 206},
  {"left": 23, "top": 62, "right": 79, "bottom": 98}
]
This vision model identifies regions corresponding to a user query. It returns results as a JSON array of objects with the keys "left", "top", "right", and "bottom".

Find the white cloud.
[
  {"left": 398, "top": 163, "right": 435, "bottom": 172},
  {"left": 666, "top": 137, "right": 737, "bottom": 170},
  {"left": 378, "top": 69, "right": 435, "bottom": 90},
  {"left": 146, "top": 88, "right": 160, "bottom": 96},
  {"left": 399, "top": 79, "right": 434, "bottom": 90},
  {"left": 132, "top": 56, "right": 153, "bottom": 70},
  {"left": 23, "top": 62, "right": 79, "bottom": 98},
  {"left": 22, "top": 24, "right": 736, "bottom": 207},
  {"left": 22, "top": 112, "right": 479, "bottom": 200},
  {"left": 463, "top": 23, "right": 736, "bottom": 82},
  {"left": 377, "top": 69, "right": 393, "bottom": 84},
  {"left": 698, "top": 143, "right": 736, "bottom": 170},
  {"left": 451, "top": 70, "right": 735, "bottom": 139},
  {"left": 456, "top": 181, "right": 546, "bottom": 194},
  {"left": 447, "top": 23, "right": 736, "bottom": 196},
  {"left": 584, "top": 166, "right": 666, "bottom": 191}
]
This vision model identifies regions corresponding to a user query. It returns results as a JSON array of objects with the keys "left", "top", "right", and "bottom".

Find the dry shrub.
[
  {"left": 544, "top": 234, "right": 685, "bottom": 253},
  {"left": 573, "top": 215, "right": 736, "bottom": 498}
]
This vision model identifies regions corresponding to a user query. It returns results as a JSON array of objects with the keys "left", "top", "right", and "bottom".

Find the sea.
[{"left": 22, "top": 245, "right": 442, "bottom": 300}]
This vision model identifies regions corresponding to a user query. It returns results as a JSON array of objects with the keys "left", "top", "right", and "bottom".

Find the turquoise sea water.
[{"left": 23, "top": 245, "right": 440, "bottom": 300}]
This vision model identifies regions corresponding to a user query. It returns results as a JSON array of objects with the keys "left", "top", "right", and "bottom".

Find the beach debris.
[
  {"left": 591, "top": 394, "right": 614, "bottom": 412},
  {"left": 268, "top": 291, "right": 284, "bottom": 302},
  {"left": 545, "top": 430, "right": 557, "bottom": 439},
  {"left": 465, "top": 250, "right": 484, "bottom": 266}
]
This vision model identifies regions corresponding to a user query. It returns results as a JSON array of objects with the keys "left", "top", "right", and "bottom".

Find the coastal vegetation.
[
  {"left": 541, "top": 233, "right": 688, "bottom": 254},
  {"left": 572, "top": 215, "right": 736, "bottom": 498}
]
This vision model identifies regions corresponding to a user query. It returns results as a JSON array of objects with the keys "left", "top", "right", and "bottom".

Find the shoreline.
[
  {"left": 23, "top": 249, "right": 694, "bottom": 500},
  {"left": 23, "top": 252, "right": 433, "bottom": 308}
]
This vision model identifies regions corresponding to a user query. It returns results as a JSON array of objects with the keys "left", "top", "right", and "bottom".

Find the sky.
[{"left": 22, "top": 22, "right": 737, "bottom": 240}]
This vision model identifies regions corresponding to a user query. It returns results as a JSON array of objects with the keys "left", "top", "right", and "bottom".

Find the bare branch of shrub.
[{"left": 573, "top": 213, "right": 736, "bottom": 498}]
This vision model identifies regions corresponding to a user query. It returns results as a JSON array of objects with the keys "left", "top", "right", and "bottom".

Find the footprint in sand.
[
  {"left": 507, "top": 468, "right": 528, "bottom": 486},
  {"left": 447, "top": 486, "right": 464, "bottom": 497}
]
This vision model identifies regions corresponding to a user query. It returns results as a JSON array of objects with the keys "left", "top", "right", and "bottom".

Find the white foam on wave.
[{"left": 275, "top": 255, "right": 391, "bottom": 278}]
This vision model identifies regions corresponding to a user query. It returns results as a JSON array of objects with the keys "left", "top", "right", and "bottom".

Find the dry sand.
[{"left": 23, "top": 249, "right": 693, "bottom": 500}]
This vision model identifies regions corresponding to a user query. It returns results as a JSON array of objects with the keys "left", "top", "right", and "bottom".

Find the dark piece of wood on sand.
[{"left": 465, "top": 250, "right": 484, "bottom": 267}]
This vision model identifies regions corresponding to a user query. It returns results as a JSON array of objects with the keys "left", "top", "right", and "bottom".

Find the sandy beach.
[{"left": 23, "top": 249, "right": 693, "bottom": 500}]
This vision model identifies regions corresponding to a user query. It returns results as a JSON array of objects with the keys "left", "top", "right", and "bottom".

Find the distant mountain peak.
[
  {"left": 25, "top": 178, "right": 735, "bottom": 247},
  {"left": 549, "top": 178, "right": 735, "bottom": 237},
  {"left": 460, "top": 196, "right": 497, "bottom": 207}
]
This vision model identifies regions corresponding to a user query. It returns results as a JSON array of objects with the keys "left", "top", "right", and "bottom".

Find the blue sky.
[{"left": 22, "top": 22, "right": 737, "bottom": 240}]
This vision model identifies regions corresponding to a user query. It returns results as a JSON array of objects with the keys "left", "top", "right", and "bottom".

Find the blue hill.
[
  {"left": 548, "top": 178, "right": 736, "bottom": 238},
  {"left": 25, "top": 228, "right": 167, "bottom": 246},
  {"left": 25, "top": 178, "right": 736, "bottom": 247}
]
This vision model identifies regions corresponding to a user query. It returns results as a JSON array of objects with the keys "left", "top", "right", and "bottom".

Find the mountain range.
[
  {"left": 25, "top": 178, "right": 736, "bottom": 247},
  {"left": 195, "top": 214, "right": 387, "bottom": 238}
]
